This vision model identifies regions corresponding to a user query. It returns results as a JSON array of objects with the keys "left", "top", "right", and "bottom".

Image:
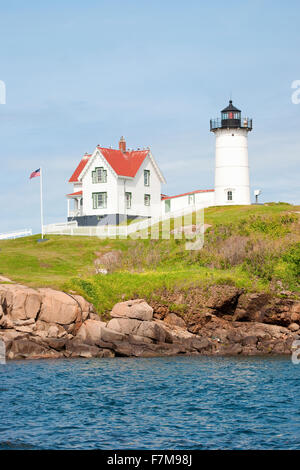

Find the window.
[
  {"left": 144, "top": 194, "right": 151, "bottom": 206},
  {"left": 227, "top": 191, "right": 233, "bottom": 201},
  {"left": 125, "top": 192, "right": 132, "bottom": 209},
  {"left": 144, "top": 170, "right": 150, "bottom": 186},
  {"left": 92, "top": 192, "right": 107, "bottom": 209},
  {"left": 165, "top": 199, "right": 171, "bottom": 213},
  {"left": 92, "top": 167, "right": 107, "bottom": 183},
  {"left": 188, "top": 194, "right": 195, "bottom": 204}
]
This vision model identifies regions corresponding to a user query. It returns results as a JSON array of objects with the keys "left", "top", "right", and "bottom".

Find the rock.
[
  {"left": 241, "top": 335, "right": 258, "bottom": 346},
  {"left": 76, "top": 319, "right": 107, "bottom": 344},
  {"left": 190, "top": 337, "right": 211, "bottom": 351},
  {"left": 8, "top": 338, "right": 62, "bottom": 360},
  {"left": 112, "top": 340, "right": 182, "bottom": 357},
  {"left": 34, "top": 320, "right": 67, "bottom": 338},
  {"left": 289, "top": 323, "right": 300, "bottom": 332},
  {"left": 47, "top": 325, "right": 60, "bottom": 338},
  {"left": 89, "top": 313, "right": 102, "bottom": 321},
  {"left": 234, "top": 293, "right": 271, "bottom": 322},
  {"left": 65, "top": 339, "right": 115, "bottom": 358},
  {"left": 0, "top": 329, "right": 29, "bottom": 344},
  {"left": 107, "top": 317, "right": 141, "bottom": 335},
  {"left": 0, "top": 276, "right": 13, "bottom": 283},
  {"left": 218, "top": 343, "right": 243, "bottom": 355},
  {"left": 204, "top": 286, "right": 242, "bottom": 313},
  {"left": 65, "top": 341, "right": 104, "bottom": 358},
  {"left": 44, "top": 337, "right": 67, "bottom": 351},
  {"left": 291, "top": 312, "right": 300, "bottom": 322},
  {"left": 107, "top": 317, "right": 166, "bottom": 342},
  {"left": 110, "top": 299, "right": 153, "bottom": 321},
  {"left": 164, "top": 313, "right": 186, "bottom": 328},
  {"left": 127, "top": 334, "right": 153, "bottom": 344},
  {"left": 0, "top": 284, "right": 41, "bottom": 321},
  {"left": 137, "top": 321, "right": 166, "bottom": 342},
  {"left": 76, "top": 320, "right": 125, "bottom": 345},
  {"left": 14, "top": 325, "right": 34, "bottom": 334},
  {"left": 38, "top": 289, "right": 82, "bottom": 324},
  {"left": 292, "top": 303, "right": 300, "bottom": 314},
  {"left": 0, "top": 315, "right": 14, "bottom": 329},
  {"left": 99, "top": 326, "right": 125, "bottom": 343},
  {"left": 226, "top": 330, "right": 242, "bottom": 343},
  {"left": 13, "top": 318, "right": 35, "bottom": 326}
]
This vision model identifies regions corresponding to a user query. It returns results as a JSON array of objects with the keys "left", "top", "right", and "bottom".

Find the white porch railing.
[
  {"left": 68, "top": 210, "right": 84, "bottom": 218},
  {"left": 0, "top": 228, "right": 32, "bottom": 240}
]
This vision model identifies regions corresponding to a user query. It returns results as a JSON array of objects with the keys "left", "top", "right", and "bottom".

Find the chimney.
[{"left": 119, "top": 136, "right": 126, "bottom": 153}]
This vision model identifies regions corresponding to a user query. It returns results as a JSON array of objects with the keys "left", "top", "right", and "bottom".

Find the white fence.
[
  {"left": 43, "top": 205, "right": 204, "bottom": 241},
  {"left": 0, "top": 228, "right": 32, "bottom": 240}
]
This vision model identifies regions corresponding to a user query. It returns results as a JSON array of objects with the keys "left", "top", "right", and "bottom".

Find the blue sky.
[{"left": 0, "top": 0, "right": 299, "bottom": 233}]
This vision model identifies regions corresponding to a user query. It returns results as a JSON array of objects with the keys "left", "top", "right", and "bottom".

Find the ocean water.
[{"left": 0, "top": 356, "right": 299, "bottom": 450}]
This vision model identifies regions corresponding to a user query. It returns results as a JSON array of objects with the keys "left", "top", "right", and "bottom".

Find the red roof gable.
[
  {"left": 161, "top": 189, "right": 214, "bottom": 200},
  {"left": 98, "top": 147, "right": 149, "bottom": 177},
  {"left": 69, "top": 154, "right": 91, "bottom": 182},
  {"left": 69, "top": 148, "right": 149, "bottom": 182}
]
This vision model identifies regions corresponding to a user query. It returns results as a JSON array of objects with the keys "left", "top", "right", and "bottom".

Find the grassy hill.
[{"left": 0, "top": 203, "right": 299, "bottom": 315}]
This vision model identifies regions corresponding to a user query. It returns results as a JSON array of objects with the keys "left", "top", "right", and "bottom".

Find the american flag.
[{"left": 30, "top": 168, "right": 40, "bottom": 179}]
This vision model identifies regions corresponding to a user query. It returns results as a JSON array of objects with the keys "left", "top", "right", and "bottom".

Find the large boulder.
[
  {"left": 7, "top": 338, "right": 62, "bottom": 360},
  {"left": 110, "top": 299, "right": 153, "bottom": 321},
  {"left": 0, "top": 284, "right": 41, "bottom": 321},
  {"left": 76, "top": 319, "right": 125, "bottom": 345},
  {"left": 107, "top": 317, "right": 141, "bottom": 335},
  {"left": 38, "top": 289, "right": 82, "bottom": 324},
  {"left": 107, "top": 317, "right": 166, "bottom": 342},
  {"left": 76, "top": 319, "right": 107, "bottom": 344}
]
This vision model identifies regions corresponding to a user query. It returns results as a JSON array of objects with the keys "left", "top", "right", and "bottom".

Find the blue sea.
[{"left": 0, "top": 356, "right": 299, "bottom": 450}]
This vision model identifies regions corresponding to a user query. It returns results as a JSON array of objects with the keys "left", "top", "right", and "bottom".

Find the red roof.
[
  {"left": 69, "top": 148, "right": 149, "bottom": 182},
  {"left": 69, "top": 154, "right": 91, "bottom": 182},
  {"left": 97, "top": 147, "right": 149, "bottom": 177},
  {"left": 66, "top": 190, "right": 82, "bottom": 197},
  {"left": 161, "top": 189, "right": 214, "bottom": 200}
]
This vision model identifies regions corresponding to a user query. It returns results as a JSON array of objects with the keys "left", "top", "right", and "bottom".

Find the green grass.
[{"left": 0, "top": 203, "right": 299, "bottom": 315}]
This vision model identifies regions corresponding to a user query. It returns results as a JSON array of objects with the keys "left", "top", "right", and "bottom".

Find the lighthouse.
[{"left": 210, "top": 100, "right": 252, "bottom": 206}]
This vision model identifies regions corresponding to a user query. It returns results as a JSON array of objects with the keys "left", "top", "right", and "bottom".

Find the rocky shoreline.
[{"left": 0, "top": 283, "right": 299, "bottom": 360}]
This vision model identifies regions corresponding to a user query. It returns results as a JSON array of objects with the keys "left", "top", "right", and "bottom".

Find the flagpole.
[{"left": 40, "top": 167, "right": 44, "bottom": 239}]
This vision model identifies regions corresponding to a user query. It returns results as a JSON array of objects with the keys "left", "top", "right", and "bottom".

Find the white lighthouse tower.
[{"left": 210, "top": 100, "right": 252, "bottom": 206}]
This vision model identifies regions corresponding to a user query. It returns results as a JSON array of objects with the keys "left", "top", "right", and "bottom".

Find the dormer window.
[
  {"left": 144, "top": 170, "right": 150, "bottom": 186},
  {"left": 92, "top": 167, "right": 107, "bottom": 183}
]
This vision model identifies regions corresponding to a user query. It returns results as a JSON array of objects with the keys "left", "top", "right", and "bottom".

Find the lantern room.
[
  {"left": 210, "top": 100, "right": 252, "bottom": 131},
  {"left": 221, "top": 100, "right": 241, "bottom": 128}
]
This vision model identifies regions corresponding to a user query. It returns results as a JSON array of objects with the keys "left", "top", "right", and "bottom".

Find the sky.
[{"left": 0, "top": 0, "right": 299, "bottom": 233}]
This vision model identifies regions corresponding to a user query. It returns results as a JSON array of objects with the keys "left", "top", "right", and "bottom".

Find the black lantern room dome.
[{"left": 210, "top": 100, "right": 252, "bottom": 131}]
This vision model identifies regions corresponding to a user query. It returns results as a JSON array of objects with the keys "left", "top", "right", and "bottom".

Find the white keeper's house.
[{"left": 67, "top": 100, "right": 253, "bottom": 225}]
